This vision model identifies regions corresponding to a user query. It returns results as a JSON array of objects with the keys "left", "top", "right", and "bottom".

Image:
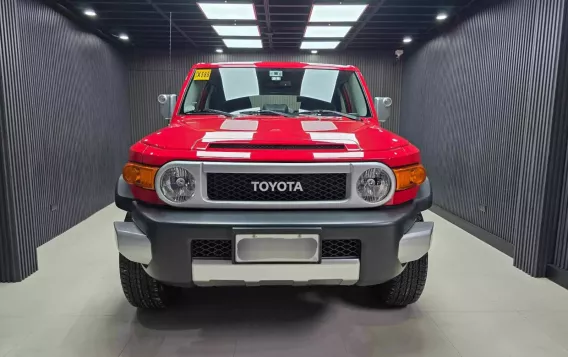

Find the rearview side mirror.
[
  {"left": 374, "top": 97, "right": 393, "bottom": 123},
  {"left": 157, "top": 94, "right": 177, "bottom": 121}
]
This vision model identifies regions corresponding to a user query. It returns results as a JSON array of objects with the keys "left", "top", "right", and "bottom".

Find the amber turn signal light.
[
  {"left": 122, "top": 162, "right": 158, "bottom": 190},
  {"left": 393, "top": 164, "right": 426, "bottom": 191}
]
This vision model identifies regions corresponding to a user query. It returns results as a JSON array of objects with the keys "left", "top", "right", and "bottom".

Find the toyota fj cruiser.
[{"left": 115, "top": 62, "right": 433, "bottom": 309}]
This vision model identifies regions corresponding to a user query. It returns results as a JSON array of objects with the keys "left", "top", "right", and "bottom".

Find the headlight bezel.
[
  {"left": 354, "top": 163, "right": 396, "bottom": 206},
  {"left": 158, "top": 166, "right": 196, "bottom": 203},
  {"left": 356, "top": 168, "right": 393, "bottom": 204},
  {"left": 155, "top": 162, "right": 202, "bottom": 205}
]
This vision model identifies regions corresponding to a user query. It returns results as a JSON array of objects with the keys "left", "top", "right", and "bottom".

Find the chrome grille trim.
[{"left": 154, "top": 161, "right": 395, "bottom": 209}]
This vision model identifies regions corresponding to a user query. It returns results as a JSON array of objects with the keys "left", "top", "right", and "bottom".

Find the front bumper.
[{"left": 114, "top": 177, "right": 433, "bottom": 287}]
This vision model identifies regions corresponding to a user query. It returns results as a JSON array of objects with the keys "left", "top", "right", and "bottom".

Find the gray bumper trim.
[
  {"left": 114, "top": 220, "right": 434, "bottom": 268},
  {"left": 398, "top": 222, "right": 434, "bottom": 263},
  {"left": 192, "top": 259, "right": 360, "bottom": 286},
  {"left": 114, "top": 222, "right": 152, "bottom": 265}
]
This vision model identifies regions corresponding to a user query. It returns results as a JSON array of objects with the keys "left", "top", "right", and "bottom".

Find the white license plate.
[{"left": 235, "top": 234, "right": 320, "bottom": 263}]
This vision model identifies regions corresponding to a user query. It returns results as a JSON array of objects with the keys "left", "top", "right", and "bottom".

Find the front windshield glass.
[{"left": 180, "top": 67, "right": 371, "bottom": 117}]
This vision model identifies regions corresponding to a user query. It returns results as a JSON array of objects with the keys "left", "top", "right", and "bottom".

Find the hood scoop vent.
[{"left": 208, "top": 143, "right": 345, "bottom": 150}]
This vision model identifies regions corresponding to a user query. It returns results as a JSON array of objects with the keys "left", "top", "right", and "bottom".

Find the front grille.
[
  {"left": 208, "top": 143, "right": 345, "bottom": 150},
  {"left": 192, "top": 240, "right": 231, "bottom": 259},
  {"left": 191, "top": 239, "right": 361, "bottom": 259},
  {"left": 322, "top": 240, "right": 361, "bottom": 258},
  {"left": 207, "top": 173, "right": 347, "bottom": 201}
]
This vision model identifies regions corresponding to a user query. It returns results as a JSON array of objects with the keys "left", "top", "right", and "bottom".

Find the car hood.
[{"left": 141, "top": 115, "right": 409, "bottom": 152}]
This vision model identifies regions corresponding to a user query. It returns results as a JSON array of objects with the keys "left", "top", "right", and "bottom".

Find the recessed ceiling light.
[
  {"left": 223, "top": 39, "right": 262, "bottom": 48},
  {"left": 300, "top": 41, "right": 340, "bottom": 50},
  {"left": 216, "top": 48, "right": 223, "bottom": 53},
  {"left": 304, "top": 26, "right": 352, "bottom": 38},
  {"left": 212, "top": 25, "right": 260, "bottom": 37},
  {"left": 309, "top": 4, "right": 367, "bottom": 22},
  {"left": 197, "top": 3, "right": 256, "bottom": 20},
  {"left": 311, "top": 50, "right": 318, "bottom": 54},
  {"left": 83, "top": 9, "right": 96, "bottom": 17},
  {"left": 436, "top": 13, "right": 448, "bottom": 21},
  {"left": 403, "top": 37, "right": 412, "bottom": 43},
  {"left": 118, "top": 33, "right": 129, "bottom": 41}
]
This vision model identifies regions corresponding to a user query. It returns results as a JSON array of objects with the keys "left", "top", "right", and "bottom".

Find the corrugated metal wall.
[
  {"left": 554, "top": 142, "right": 568, "bottom": 271},
  {"left": 0, "top": 0, "right": 35, "bottom": 282},
  {"left": 127, "top": 51, "right": 402, "bottom": 141},
  {"left": 552, "top": 0, "right": 568, "bottom": 272},
  {"left": 510, "top": 0, "right": 567, "bottom": 277},
  {"left": 0, "top": 0, "right": 130, "bottom": 281},
  {"left": 556, "top": 150, "right": 568, "bottom": 270},
  {"left": 401, "top": 0, "right": 567, "bottom": 276}
]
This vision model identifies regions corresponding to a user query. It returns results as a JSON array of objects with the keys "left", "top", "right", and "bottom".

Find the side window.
[
  {"left": 183, "top": 81, "right": 207, "bottom": 113},
  {"left": 347, "top": 74, "right": 369, "bottom": 116}
]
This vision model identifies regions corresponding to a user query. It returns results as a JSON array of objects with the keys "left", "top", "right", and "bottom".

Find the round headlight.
[
  {"left": 356, "top": 168, "right": 393, "bottom": 203},
  {"left": 159, "top": 167, "right": 196, "bottom": 203}
]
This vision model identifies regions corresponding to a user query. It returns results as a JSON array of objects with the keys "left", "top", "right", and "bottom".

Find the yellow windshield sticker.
[{"left": 194, "top": 69, "right": 211, "bottom": 81}]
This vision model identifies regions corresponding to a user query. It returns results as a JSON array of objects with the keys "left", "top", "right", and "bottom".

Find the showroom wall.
[
  {"left": 401, "top": 0, "right": 568, "bottom": 277},
  {"left": 552, "top": 26, "right": 568, "bottom": 275},
  {"left": 556, "top": 148, "right": 568, "bottom": 271},
  {"left": 0, "top": 0, "right": 130, "bottom": 281},
  {"left": 127, "top": 51, "right": 402, "bottom": 141}
]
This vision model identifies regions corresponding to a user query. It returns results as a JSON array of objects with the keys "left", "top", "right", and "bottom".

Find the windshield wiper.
[
  {"left": 183, "top": 109, "right": 235, "bottom": 117},
  {"left": 238, "top": 109, "right": 293, "bottom": 118},
  {"left": 299, "top": 110, "right": 360, "bottom": 121}
]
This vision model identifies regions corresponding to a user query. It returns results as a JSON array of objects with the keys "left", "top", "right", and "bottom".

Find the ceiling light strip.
[
  {"left": 308, "top": 4, "right": 367, "bottom": 23},
  {"left": 223, "top": 38, "right": 263, "bottom": 48},
  {"left": 304, "top": 26, "right": 352, "bottom": 38},
  {"left": 213, "top": 25, "right": 260, "bottom": 37},
  {"left": 197, "top": 2, "right": 257, "bottom": 20},
  {"left": 300, "top": 41, "right": 340, "bottom": 50}
]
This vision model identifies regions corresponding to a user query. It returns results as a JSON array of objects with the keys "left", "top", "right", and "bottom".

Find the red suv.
[{"left": 115, "top": 62, "right": 433, "bottom": 309}]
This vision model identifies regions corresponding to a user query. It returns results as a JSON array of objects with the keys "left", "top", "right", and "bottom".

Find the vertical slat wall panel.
[
  {"left": 401, "top": 0, "right": 535, "bottom": 245},
  {"left": 128, "top": 51, "right": 402, "bottom": 141},
  {"left": 552, "top": 0, "right": 568, "bottom": 272},
  {"left": 554, "top": 142, "right": 568, "bottom": 270},
  {"left": 0, "top": 0, "right": 37, "bottom": 281},
  {"left": 512, "top": 0, "right": 566, "bottom": 276},
  {"left": 400, "top": 0, "right": 567, "bottom": 276},
  {"left": 556, "top": 147, "right": 568, "bottom": 270},
  {"left": 0, "top": 0, "right": 130, "bottom": 281},
  {"left": 18, "top": 0, "right": 131, "bottom": 247}
]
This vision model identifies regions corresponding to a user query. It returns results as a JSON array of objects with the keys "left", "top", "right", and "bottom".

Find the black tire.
[
  {"left": 375, "top": 254, "right": 428, "bottom": 307},
  {"left": 119, "top": 213, "right": 175, "bottom": 309},
  {"left": 374, "top": 213, "right": 428, "bottom": 307},
  {"left": 119, "top": 254, "right": 175, "bottom": 309}
]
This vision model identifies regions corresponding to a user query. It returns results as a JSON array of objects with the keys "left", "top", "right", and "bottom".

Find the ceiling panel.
[{"left": 48, "top": 0, "right": 480, "bottom": 51}]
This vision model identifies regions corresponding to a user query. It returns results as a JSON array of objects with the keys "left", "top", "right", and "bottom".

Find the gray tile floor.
[{"left": 2, "top": 206, "right": 568, "bottom": 357}]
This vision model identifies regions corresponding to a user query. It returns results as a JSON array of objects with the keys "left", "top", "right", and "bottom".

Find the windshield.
[{"left": 180, "top": 67, "right": 371, "bottom": 117}]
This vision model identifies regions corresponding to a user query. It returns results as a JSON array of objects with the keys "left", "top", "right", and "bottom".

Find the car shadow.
[{"left": 135, "top": 285, "right": 400, "bottom": 332}]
